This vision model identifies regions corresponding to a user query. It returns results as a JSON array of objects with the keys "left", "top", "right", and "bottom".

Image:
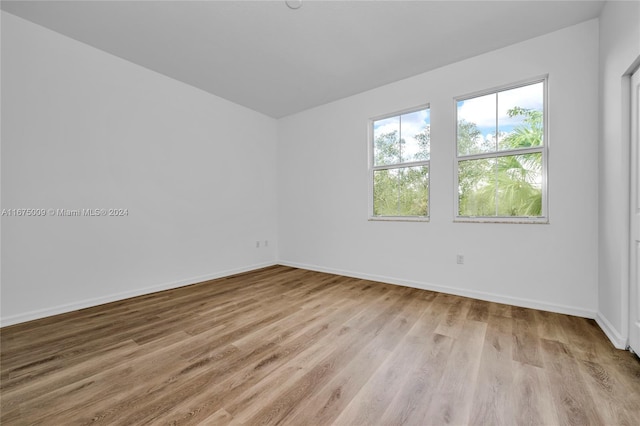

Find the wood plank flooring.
[{"left": 1, "top": 265, "right": 639, "bottom": 425}]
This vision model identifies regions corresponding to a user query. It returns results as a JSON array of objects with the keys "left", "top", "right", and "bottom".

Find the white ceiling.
[{"left": 1, "top": 0, "right": 605, "bottom": 118}]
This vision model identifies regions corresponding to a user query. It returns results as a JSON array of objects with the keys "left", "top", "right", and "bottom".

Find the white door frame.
[{"left": 629, "top": 63, "right": 640, "bottom": 354}]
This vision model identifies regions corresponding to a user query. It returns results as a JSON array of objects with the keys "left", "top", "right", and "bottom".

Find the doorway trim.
[{"left": 627, "top": 57, "right": 640, "bottom": 352}]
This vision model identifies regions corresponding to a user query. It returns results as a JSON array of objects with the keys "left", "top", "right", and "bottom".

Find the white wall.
[
  {"left": 278, "top": 20, "right": 600, "bottom": 318},
  {"left": 597, "top": 1, "right": 640, "bottom": 348},
  {"left": 1, "top": 12, "right": 278, "bottom": 326},
  {"left": 3, "top": 10, "right": 622, "bottom": 341}
]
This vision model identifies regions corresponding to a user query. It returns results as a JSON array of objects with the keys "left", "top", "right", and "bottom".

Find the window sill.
[
  {"left": 454, "top": 217, "right": 549, "bottom": 224},
  {"left": 369, "top": 217, "right": 430, "bottom": 223}
]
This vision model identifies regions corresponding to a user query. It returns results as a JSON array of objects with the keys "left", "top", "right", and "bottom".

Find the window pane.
[
  {"left": 458, "top": 158, "right": 496, "bottom": 216},
  {"left": 373, "top": 168, "right": 399, "bottom": 216},
  {"left": 457, "top": 93, "right": 496, "bottom": 156},
  {"left": 401, "top": 109, "right": 430, "bottom": 162},
  {"left": 458, "top": 153, "right": 543, "bottom": 217},
  {"left": 497, "top": 82, "right": 544, "bottom": 151},
  {"left": 373, "top": 116, "right": 400, "bottom": 166},
  {"left": 496, "top": 153, "right": 542, "bottom": 216},
  {"left": 398, "top": 166, "right": 429, "bottom": 216},
  {"left": 374, "top": 166, "right": 428, "bottom": 217}
]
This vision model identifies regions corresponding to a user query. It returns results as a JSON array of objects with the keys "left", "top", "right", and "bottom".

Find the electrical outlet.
[
  {"left": 264, "top": 240, "right": 269, "bottom": 247},
  {"left": 256, "top": 241, "right": 260, "bottom": 248},
  {"left": 456, "top": 254, "right": 464, "bottom": 264}
]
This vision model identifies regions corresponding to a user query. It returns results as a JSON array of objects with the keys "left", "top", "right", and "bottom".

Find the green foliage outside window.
[
  {"left": 371, "top": 82, "right": 544, "bottom": 221},
  {"left": 457, "top": 107, "right": 543, "bottom": 217},
  {"left": 372, "top": 121, "right": 430, "bottom": 217}
]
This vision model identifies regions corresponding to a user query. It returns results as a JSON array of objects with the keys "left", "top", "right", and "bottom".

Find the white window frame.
[
  {"left": 368, "top": 104, "right": 430, "bottom": 222},
  {"left": 454, "top": 77, "right": 549, "bottom": 224}
]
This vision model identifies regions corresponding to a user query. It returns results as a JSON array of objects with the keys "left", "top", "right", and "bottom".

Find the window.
[
  {"left": 455, "top": 78, "right": 547, "bottom": 222},
  {"left": 370, "top": 105, "right": 430, "bottom": 220}
]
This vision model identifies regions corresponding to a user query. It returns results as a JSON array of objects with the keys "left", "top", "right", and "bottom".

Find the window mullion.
[
  {"left": 457, "top": 146, "right": 543, "bottom": 162},
  {"left": 494, "top": 157, "right": 499, "bottom": 216},
  {"left": 396, "top": 168, "right": 401, "bottom": 215},
  {"left": 495, "top": 93, "right": 499, "bottom": 216},
  {"left": 495, "top": 93, "right": 499, "bottom": 152},
  {"left": 372, "top": 161, "right": 429, "bottom": 172},
  {"left": 398, "top": 114, "right": 402, "bottom": 164}
]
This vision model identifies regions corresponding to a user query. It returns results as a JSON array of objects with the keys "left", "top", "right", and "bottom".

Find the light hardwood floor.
[{"left": 1, "top": 265, "right": 639, "bottom": 425}]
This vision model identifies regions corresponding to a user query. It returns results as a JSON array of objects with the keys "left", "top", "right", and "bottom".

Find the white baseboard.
[
  {"left": 280, "top": 261, "right": 635, "bottom": 349},
  {"left": 278, "top": 260, "right": 597, "bottom": 319},
  {"left": 0, "top": 261, "right": 277, "bottom": 328},
  {"left": 595, "top": 312, "right": 627, "bottom": 349},
  {"left": 3, "top": 260, "right": 628, "bottom": 352}
]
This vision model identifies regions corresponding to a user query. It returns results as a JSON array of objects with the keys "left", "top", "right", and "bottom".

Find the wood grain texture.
[{"left": 1, "top": 265, "right": 639, "bottom": 425}]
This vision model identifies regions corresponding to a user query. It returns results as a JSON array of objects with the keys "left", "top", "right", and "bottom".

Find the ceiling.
[{"left": 1, "top": 0, "right": 605, "bottom": 118}]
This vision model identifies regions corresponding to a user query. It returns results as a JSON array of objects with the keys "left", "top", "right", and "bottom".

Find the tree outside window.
[
  {"left": 370, "top": 106, "right": 430, "bottom": 219},
  {"left": 456, "top": 80, "right": 547, "bottom": 222}
]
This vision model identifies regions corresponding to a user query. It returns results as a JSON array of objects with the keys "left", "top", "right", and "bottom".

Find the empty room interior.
[{"left": 2, "top": 0, "right": 640, "bottom": 424}]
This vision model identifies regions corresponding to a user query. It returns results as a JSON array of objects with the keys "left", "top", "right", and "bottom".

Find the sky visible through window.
[
  {"left": 457, "top": 82, "right": 543, "bottom": 150},
  {"left": 373, "top": 108, "right": 430, "bottom": 162}
]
